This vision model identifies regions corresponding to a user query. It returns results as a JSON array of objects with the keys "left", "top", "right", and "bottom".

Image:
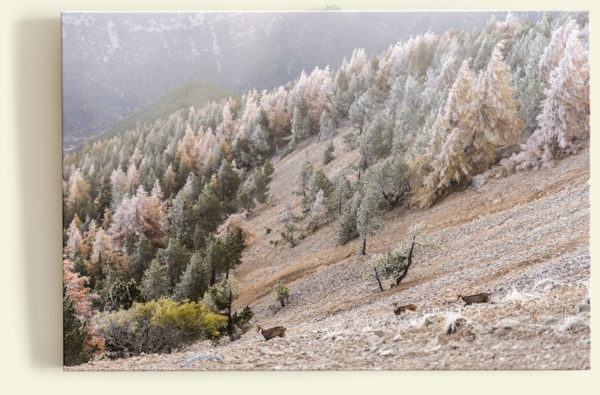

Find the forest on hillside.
[{"left": 62, "top": 11, "right": 589, "bottom": 366}]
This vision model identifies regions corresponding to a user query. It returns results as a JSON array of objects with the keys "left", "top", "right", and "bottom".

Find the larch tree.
[
  {"left": 472, "top": 40, "right": 522, "bottom": 166},
  {"left": 413, "top": 60, "right": 478, "bottom": 208},
  {"left": 163, "top": 164, "right": 177, "bottom": 198},
  {"left": 414, "top": 43, "right": 521, "bottom": 209},
  {"left": 66, "top": 216, "right": 84, "bottom": 260},
  {"left": 66, "top": 168, "right": 91, "bottom": 215},
  {"left": 63, "top": 258, "right": 94, "bottom": 323},
  {"left": 88, "top": 228, "right": 112, "bottom": 284}
]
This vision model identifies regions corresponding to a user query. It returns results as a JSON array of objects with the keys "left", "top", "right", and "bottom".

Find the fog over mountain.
[{"left": 62, "top": 11, "right": 541, "bottom": 145}]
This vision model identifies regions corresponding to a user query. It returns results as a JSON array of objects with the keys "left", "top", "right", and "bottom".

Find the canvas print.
[{"left": 62, "top": 11, "right": 590, "bottom": 370}]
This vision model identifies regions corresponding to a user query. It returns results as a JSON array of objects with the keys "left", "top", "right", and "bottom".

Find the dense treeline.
[{"left": 63, "top": 11, "right": 589, "bottom": 364}]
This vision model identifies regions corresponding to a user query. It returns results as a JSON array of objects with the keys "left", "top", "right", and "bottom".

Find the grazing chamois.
[
  {"left": 457, "top": 293, "right": 491, "bottom": 306},
  {"left": 392, "top": 302, "right": 417, "bottom": 315},
  {"left": 257, "top": 325, "right": 286, "bottom": 341}
]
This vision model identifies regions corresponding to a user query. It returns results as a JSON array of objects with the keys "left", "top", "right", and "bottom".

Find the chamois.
[
  {"left": 457, "top": 293, "right": 491, "bottom": 306},
  {"left": 257, "top": 325, "right": 286, "bottom": 341},
  {"left": 392, "top": 302, "right": 417, "bottom": 315}
]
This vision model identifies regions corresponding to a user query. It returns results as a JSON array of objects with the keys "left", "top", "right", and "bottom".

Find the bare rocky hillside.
[{"left": 70, "top": 132, "right": 590, "bottom": 371}]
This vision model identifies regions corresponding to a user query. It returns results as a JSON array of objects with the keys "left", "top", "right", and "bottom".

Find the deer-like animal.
[
  {"left": 392, "top": 302, "right": 417, "bottom": 315},
  {"left": 257, "top": 325, "right": 286, "bottom": 341},
  {"left": 457, "top": 293, "right": 491, "bottom": 306}
]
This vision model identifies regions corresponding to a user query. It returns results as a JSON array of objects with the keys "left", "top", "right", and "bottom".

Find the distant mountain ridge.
[{"left": 62, "top": 11, "right": 541, "bottom": 146}]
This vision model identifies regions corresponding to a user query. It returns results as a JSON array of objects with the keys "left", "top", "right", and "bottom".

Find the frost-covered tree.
[
  {"left": 296, "top": 156, "right": 314, "bottom": 200},
  {"left": 473, "top": 41, "right": 522, "bottom": 155},
  {"left": 509, "top": 26, "right": 589, "bottom": 169},
  {"left": 349, "top": 90, "right": 372, "bottom": 135},
  {"left": 216, "top": 160, "right": 241, "bottom": 202},
  {"left": 66, "top": 216, "right": 84, "bottom": 259},
  {"left": 539, "top": 20, "right": 577, "bottom": 82},
  {"left": 163, "top": 164, "right": 177, "bottom": 198},
  {"left": 414, "top": 47, "right": 521, "bottom": 208},
  {"left": 308, "top": 189, "right": 328, "bottom": 231},
  {"left": 288, "top": 96, "right": 312, "bottom": 149},
  {"left": 88, "top": 228, "right": 112, "bottom": 283},
  {"left": 368, "top": 152, "right": 410, "bottom": 208},
  {"left": 318, "top": 110, "right": 336, "bottom": 141},
  {"left": 338, "top": 199, "right": 359, "bottom": 246},
  {"left": 357, "top": 187, "right": 380, "bottom": 255},
  {"left": 63, "top": 258, "right": 94, "bottom": 323},
  {"left": 331, "top": 175, "right": 354, "bottom": 215},
  {"left": 359, "top": 112, "right": 393, "bottom": 170},
  {"left": 412, "top": 60, "right": 477, "bottom": 208},
  {"left": 108, "top": 185, "right": 165, "bottom": 249}
]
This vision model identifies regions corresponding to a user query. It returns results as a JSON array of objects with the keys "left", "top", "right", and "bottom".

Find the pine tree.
[
  {"left": 141, "top": 259, "right": 170, "bottom": 301},
  {"left": 193, "top": 186, "right": 223, "bottom": 235},
  {"left": 296, "top": 156, "right": 314, "bottom": 200},
  {"left": 127, "top": 234, "right": 154, "bottom": 283},
  {"left": 331, "top": 175, "right": 354, "bottom": 215},
  {"left": 369, "top": 152, "right": 410, "bottom": 208},
  {"left": 289, "top": 97, "right": 311, "bottom": 149},
  {"left": 216, "top": 160, "right": 241, "bottom": 201},
  {"left": 308, "top": 189, "right": 329, "bottom": 231},
  {"left": 357, "top": 188, "right": 380, "bottom": 255},
  {"left": 319, "top": 110, "right": 336, "bottom": 141},
  {"left": 156, "top": 238, "right": 192, "bottom": 288},
  {"left": 236, "top": 185, "right": 255, "bottom": 214},
  {"left": 63, "top": 286, "right": 91, "bottom": 366},
  {"left": 173, "top": 252, "right": 210, "bottom": 302}
]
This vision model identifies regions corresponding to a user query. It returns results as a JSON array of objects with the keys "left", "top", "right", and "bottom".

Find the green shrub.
[
  {"left": 322, "top": 141, "right": 335, "bottom": 164},
  {"left": 274, "top": 280, "right": 290, "bottom": 307},
  {"left": 97, "top": 298, "right": 227, "bottom": 358}
]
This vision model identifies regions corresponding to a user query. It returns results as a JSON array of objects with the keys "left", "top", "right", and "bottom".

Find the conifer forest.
[{"left": 62, "top": 11, "right": 590, "bottom": 370}]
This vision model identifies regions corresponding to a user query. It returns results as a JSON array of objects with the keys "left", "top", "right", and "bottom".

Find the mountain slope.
[
  {"left": 68, "top": 129, "right": 590, "bottom": 371},
  {"left": 82, "top": 80, "right": 238, "bottom": 147}
]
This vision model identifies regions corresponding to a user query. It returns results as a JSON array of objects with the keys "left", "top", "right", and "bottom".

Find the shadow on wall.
[{"left": 13, "top": 17, "right": 63, "bottom": 368}]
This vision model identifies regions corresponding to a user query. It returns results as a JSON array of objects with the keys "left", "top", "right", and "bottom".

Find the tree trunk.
[
  {"left": 395, "top": 235, "right": 416, "bottom": 285},
  {"left": 227, "top": 282, "right": 233, "bottom": 338},
  {"left": 373, "top": 267, "right": 384, "bottom": 291},
  {"left": 210, "top": 265, "right": 216, "bottom": 286},
  {"left": 361, "top": 237, "right": 366, "bottom": 255}
]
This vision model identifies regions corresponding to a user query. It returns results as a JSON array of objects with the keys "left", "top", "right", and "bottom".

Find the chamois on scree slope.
[{"left": 257, "top": 325, "right": 286, "bottom": 341}]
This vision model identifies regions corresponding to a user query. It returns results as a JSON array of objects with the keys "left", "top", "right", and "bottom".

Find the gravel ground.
[{"left": 68, "top": 143, "right": 590, "bottom": 371}]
